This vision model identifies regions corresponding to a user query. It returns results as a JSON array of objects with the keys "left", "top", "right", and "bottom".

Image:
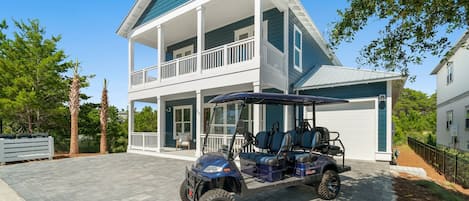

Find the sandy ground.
[{"left": 395, "top": 145, "right": 469, "bottom": 195}]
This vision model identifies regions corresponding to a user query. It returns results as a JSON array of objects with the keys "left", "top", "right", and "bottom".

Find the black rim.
[{"left": 327, "top": 176, "right": 339, "bottom": 194}]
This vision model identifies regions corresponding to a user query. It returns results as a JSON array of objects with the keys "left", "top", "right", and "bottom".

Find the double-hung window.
[
  {"left": 446, "top": 110, "right": 453, "bottom": 130},
  {"left": 446, "top": 62, "right": 454, "bottom": 85},
  {"left": 293, "top": 25, "right": 302, "bottom": 72}
]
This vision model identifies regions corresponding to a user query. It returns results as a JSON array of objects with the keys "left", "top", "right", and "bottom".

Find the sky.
[{"left": 0, "top": 1, "right": 465, "bottom": 110}]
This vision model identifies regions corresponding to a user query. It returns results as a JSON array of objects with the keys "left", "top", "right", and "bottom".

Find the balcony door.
[
  {"left": 173, "top": 105, "right": 192, "bottom": 141},
  {"left": 234, "top": 21, "right": 267, "bottom": 41},
  {"left": 173, "top": 45, "right": 193, "bottom": 59}
]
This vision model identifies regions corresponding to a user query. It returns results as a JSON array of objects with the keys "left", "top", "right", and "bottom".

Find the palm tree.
[
  {"left": 69, "top": 61, "right": 80, "bottom": 155},
  {"left": 100, "top": 79, "right": 108, "bottom": 154}
]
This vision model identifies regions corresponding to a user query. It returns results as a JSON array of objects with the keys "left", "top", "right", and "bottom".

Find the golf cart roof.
[{"left": 209, "top": 92, "right": 348, "bottom": 105}]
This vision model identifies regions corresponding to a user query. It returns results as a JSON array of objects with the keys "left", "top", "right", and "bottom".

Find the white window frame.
[
  {"left": 173, "top": 45, "right": 194, "bottom": 59},
  {"left": 234, "top": 21, "right": 268, "bottom": 41},
  {"left": 465, "top": 106, "right": 469, "bottom": 129},
  {"left": 446, "top": 61, "right": 454, "bottom": 85},
  {"left": 234, "top": 25, "right": 254, "bottom": 41},
  {"left": 173, "top": 105, "right": 192, "bottom": 140},
  {"left": 293, "top": 25, "right": 303, "bottom": 72},
  {"left": 446, "top": 110, "right": 453, "bottom": 130},
  {"left": 204, "top": 103, "right": 253, "bottom": 135}
]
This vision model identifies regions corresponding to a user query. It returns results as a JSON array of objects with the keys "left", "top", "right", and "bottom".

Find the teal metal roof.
[{"left": 294, "top": 65, "right": 404, "bottom": 91}]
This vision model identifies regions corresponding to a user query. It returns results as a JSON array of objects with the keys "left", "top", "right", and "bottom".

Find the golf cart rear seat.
[
  {"left": 286, "top": 130, "right": 317, "bottom": 163},
  {"left": 239, "top": 131, "right": 292, "bottom": 181}
]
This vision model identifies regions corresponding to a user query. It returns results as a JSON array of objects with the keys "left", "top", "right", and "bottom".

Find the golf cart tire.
[
  {"left": 317, "top": 170, "right": 341, "bottom": 200},
  {"left": 199, "top": 189, "right": 234, "bottom": 201},
  {"left": 179, "top": 179, "right": 190, "bottom": 201}
]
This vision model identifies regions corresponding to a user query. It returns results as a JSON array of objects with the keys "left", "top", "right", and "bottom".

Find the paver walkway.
[{"left": 0, "top": 153, "right": 395, "bottom": 201}]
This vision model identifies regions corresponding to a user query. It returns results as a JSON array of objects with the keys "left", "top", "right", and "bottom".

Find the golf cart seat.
[
  {"left": 255, "top": 131, "right": 291, "bottom": 164},
  {"left": 239, "top": 131, "right": 270, "bottom": 161},
  {"left": 287, "top": 130, "right": 317, "bottom": 163}
]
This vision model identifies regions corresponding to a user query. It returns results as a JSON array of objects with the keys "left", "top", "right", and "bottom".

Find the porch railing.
[
  {"left": 200, "top": 134, "right": 245, "bottom": 156},
  {"left": 130, "top": 132, "right": 159, "bottom": 151},
  {"left": 131, "top": 37, "right": 256, "bottom": 86}
]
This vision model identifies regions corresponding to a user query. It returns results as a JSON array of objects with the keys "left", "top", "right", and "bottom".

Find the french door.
[{"left": 173, "top": 105, "right": 192, "bottom": 140}]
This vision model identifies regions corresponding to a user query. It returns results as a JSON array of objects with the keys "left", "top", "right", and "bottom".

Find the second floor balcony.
[{"left": 127, "top": 0, "right": 286, "bottom": 91}]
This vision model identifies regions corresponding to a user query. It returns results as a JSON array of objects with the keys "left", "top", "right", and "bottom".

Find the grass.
[{"left": 415, "top": 180, "right": 467, "bottom": 201}]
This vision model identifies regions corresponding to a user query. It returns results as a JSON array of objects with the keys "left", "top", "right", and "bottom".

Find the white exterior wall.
[
  {"left": 436, "top": 96, "right": 469, "bottom": 151},
  {"left": 435, "top": 36, "right": 469, "bottom": 151},
  {"left": 436, "top": 42, "right": 469, "bottom": 104}
]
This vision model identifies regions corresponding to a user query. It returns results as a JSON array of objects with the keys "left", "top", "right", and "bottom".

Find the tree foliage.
[
  {"left": 134, "top": 106, "right": 157, "bottom": 132},
  {"left": 0, "top": 19, "right": 74, "bottom": 133},
  {"left": 393, "top": 88, "right": 436, "bottom": 145},
  {"left": 330, "top": 0, "right": 469, "bottom": 77}
]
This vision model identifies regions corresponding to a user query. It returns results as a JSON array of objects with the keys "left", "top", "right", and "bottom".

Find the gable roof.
[
  {"left": 294, "top": 65, "right": 404, "bottom": 91},
  {"left": 430, "top": 31, "right": 469, "bottom": 75},
  {"left": 116, "top": 0, "right": 152, "bottom": 37}
]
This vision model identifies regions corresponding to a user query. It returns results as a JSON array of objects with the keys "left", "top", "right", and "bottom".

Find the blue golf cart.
[{"left": 180, "top": 92, "right": 351, "bottom": 201}]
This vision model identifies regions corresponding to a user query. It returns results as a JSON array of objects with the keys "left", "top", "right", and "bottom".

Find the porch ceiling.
[{"left": 133, "top": 0, "right": 275, "bottom": 48}]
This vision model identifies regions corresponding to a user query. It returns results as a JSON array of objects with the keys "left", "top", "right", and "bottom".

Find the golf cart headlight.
[{"left": 203, "top": 165, "right": 223, "bottom": 173}]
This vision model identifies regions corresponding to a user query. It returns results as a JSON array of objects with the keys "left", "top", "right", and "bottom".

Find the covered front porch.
[{"left": 127, "top": 83, "right": 291, "bottom": 158}]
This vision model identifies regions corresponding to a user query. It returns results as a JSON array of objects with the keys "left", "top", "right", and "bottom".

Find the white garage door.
[{"left": 305, "top": 100, "right": 377, "bottom": 161}]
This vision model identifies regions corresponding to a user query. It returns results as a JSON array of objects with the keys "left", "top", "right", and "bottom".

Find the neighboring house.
[
  {"left": 116, "top": 0, "right": 406, "bottom": 161},
  {"left": 431, "top": 31, "right": 469, "bottom": 151}
]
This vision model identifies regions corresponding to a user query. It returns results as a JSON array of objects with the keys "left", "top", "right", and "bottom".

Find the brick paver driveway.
[{"left": 0, "top": 153, "right": 395, "bottom": 201}]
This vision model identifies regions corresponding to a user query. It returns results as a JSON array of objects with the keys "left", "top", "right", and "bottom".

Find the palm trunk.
[
  {"left": 99, "top": 79, "right": 108, "bottom": 154},
  {"left": 69, "top": 62, "right": 80, "bottom": 155}
]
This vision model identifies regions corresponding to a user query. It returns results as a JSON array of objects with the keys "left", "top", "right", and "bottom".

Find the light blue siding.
[
  {"left": 135, "top": 0, "right": 190, "bottom": 27},
  {"left": 264, "top": 88, "right": 284, "bottom": 132},
  {"left": 299, "top": 82, "right": 388, "bottom": 152},
  {"left": 288, "top": 9, "right": 333, "bottom": 89},
  {"left": 165, "top": 8, "right": 284, "bottom": 60}
]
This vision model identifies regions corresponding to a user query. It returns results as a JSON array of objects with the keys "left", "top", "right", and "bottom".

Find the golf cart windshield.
[
  {"left": 202, "top": 92, "right": 348, "bottom": 157},
  {"left": 202, "top": 101, "right": 249, "bottom": 156}
]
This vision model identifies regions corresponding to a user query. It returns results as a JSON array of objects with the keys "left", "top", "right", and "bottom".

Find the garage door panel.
[{"left": 306, "top": 101, "right": 376, "bottom": 161}]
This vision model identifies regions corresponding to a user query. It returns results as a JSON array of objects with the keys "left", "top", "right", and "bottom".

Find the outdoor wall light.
[
  {"left": 378, "top": 94, "right": 386, "bottom": 102},
  {"left": 166, "top": 107, "right": 172, "bottom": 113}
]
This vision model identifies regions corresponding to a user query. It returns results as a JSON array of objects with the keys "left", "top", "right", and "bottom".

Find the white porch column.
[
  {"left": 386, "top": 80, "right": 393, "bottom": 154},
  {"left": 254, "top": 0, "right": 263, "bottom": 60},
  {"left": 253, "top": 82, "right": 261, "bottom": 135},
  {"left": 127, "top": 100, "right": 135, "bottom": 151},
  {"left": 195, "top": 90, "right": 203, "bottom": 156},
  {"left": 157, "top": 96, "right": 166, "bottom": 152},
  {"left": 157, "top": 25, "right": 165, "bottom": 82},
  {"left": 128, "top": 39, "right": 135, "bottom": 88},
  {"left": 284, "top": 92, "right": 293, "bottom": 131},
  {"left": 196, "top": 6, "right": 205, "bottom": 73}
]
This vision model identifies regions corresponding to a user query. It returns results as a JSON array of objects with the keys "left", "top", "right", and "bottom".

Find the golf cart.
[{"left": 180, "top": 92, "right": 351, "bottom": 201}]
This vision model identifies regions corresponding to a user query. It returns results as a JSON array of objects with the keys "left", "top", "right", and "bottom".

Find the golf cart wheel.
[
  {"left": 179, "top": 179, "right": 190, "bottom": 201},
  {"left": 317, "top": 170, "right": 341, "bottom": 200},
  {"left": 199, "top": 189, "right": 234, "bottom": 201}
]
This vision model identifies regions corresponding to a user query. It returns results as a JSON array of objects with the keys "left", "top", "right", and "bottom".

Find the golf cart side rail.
[{"left": 209, "top": 92, "right": 348, "bottom": 105}]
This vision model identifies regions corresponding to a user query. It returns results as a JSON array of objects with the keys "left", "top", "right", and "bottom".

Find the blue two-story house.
[{"left": 117, "top": 0, "right": 406, "bottom": 161}]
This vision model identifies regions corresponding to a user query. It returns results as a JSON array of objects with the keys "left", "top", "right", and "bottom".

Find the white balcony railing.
[
  {"left": 131, "top": 37, "right": 256, "bottom": 86},
  {"left": 130, "top": 132, "right": 159, "bottom": 151}
]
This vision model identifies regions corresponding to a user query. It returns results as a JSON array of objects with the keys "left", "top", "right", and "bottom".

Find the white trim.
[
  {"left": 295, "top": 76, "right": 404, "bottom": 91},
  {"left": 234, "top": 25, "right": 254, "bottom": 41},
  {"left": 173, "top": 45, "right": 194, "bottom": 59},
  {"left": 173, "top": 105, "right": 193, "bottom": 140},
  {"left": 386, "top": 80, "right": 392, "bottom": 153},
  {"left": 293, "top": 24, "right": 302, "bottom": 73}
]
